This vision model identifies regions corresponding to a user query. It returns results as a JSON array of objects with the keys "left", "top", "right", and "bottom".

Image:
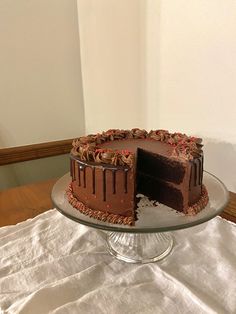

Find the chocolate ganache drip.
[
  {"left": 124, "top": 168, "right": 129, "bottom": 193},
  {"left": 70, "top": 158, "right": 75, "bottom": 181},
  {"left": 188, "top": 156, "right": 203, "bottom": 191},
  {"left": 103, "top": 169, "right": 106, "bottom": 201},
  {"left": 92, "top": 167, "right": 96, "bottom": 194},
  {"left": 71, "top": 158, "right": 124, "bottom": 202},
  {"left": 112, "top": 170, "right": 116, "bottom": 194}
]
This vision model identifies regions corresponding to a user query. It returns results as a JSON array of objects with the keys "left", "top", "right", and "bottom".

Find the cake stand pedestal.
[
  {"left": 51, "top": 172, "right": 228, "bottom": 264},
  {"left": 106, "top": 232, "right": 173, "bottom": 263}
]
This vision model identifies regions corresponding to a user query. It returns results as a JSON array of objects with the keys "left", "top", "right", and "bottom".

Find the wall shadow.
[{"left": 204, "top": 138, "right": 236, "bottom": 193}]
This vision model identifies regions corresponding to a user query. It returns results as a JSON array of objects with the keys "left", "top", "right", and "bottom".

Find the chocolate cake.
[{"left": 66, "top": 129, "right": 208, "bottom": 225}]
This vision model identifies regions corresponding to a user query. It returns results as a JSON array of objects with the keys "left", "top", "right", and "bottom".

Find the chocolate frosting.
[
  {"left": 66, "top": 183, "right": 134, "bottom": 226},
  {"left": 66, "top": 182, "right": 208, "bottom": 225},
  {"left": 71, "top": 129, "right": 203, "bottom": 167}
]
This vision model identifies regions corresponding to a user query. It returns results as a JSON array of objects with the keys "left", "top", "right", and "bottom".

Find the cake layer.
[
  {"left": 137, "top": 148, "right": 186, "bottom": 184},
  {"left": 137, "top": 172, "right": 185, "bottom": 212}
]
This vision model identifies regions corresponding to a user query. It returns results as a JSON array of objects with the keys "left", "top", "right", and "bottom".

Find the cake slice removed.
[{"left": 67, "top": 129, "right": 209, "bottom": 225}]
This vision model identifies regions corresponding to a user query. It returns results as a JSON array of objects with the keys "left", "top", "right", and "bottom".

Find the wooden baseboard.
[
  {"left": 221, "top": 191, "right": 236, "bottom": 223},
  {"left": 0, "top": 139, "right": 73, "bottom": 165}
]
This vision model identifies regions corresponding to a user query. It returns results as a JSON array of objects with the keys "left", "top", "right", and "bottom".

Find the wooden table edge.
[{"left": 0, "top": 179, "right": 235, "bottom": 227}]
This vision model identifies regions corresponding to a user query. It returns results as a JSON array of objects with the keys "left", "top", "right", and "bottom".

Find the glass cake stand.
[{"left": 51, "top": 171, "right": 229, "bottom": 264}]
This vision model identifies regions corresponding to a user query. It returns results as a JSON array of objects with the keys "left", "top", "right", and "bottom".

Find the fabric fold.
[{"left": 0, "top": 210, "right": 235, "bottom": 314}]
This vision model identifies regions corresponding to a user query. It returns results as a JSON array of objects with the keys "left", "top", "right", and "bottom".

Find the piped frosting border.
[
  {"left": 66, "top": 183, "right": 134, "bottom": 226},
  {"left": 187, "top": 185, "right": 209, "bottom": 215},
  {"left": 71, "top": 128, "right": 203, "bottom": 167}
]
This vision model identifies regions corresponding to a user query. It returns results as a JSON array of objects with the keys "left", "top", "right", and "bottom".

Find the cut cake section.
[
  {"left": 136, "top": 148, "right": 191, "bottom": 212},
  {"left": 67, "top": 129, "right": 208, "bottom": 225}
]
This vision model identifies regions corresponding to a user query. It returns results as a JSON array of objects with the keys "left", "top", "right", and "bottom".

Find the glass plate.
[{"left": 51, "top": 171, "right": 229, "bottom": 234}]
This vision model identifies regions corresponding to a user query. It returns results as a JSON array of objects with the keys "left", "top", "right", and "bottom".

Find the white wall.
[
  {"left": 0, "top": 0, "right": 85, "bottom": 189},
  {"left": 77, "top": 0, "right": 146, "bottom": 133},
  {"left": 0, "top": 0, "right": 85, "bottom": 148},
  {"left": 157, "top": 0, "right": 236, "bottom": 142},
  {"left": 77, "top": 0, "right": 236, "bottom": 192},
  {"left": 155, "top": 0, "right": 236, "bottom": 192}
]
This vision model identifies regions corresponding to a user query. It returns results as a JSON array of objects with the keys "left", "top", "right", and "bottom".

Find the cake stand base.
[{"left": 106, "top": 232, "right": 174, "bottom": 264}]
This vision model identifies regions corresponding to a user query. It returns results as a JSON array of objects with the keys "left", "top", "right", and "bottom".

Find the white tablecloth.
[{"left": 0, "top": 209, "right": 235, "bottom": 314}]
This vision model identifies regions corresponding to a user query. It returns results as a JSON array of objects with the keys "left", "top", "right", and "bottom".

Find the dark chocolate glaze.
[
  {"left": 189, "top": 156, "right": 203, "bottom": 190},
  {"left": 83, "top": 167, "right": 86, "bottom": 188},
  {"left": 92, "top": 167, "right": 96, "bottom": 194},
  {"left": 112, "top": 170, "right": 116, "bottom": 194},
  {"left": 103, "top": 169, "right": 106, "bottom": 201},
  {"left": 124, "top": 169, "right": 128, "bottom": 193},
  {"left": 188, "top": 156, "right": 203, "bottom": 205},
  {"left": 197, "top": 157, "right": 201, "bottom": 185},
  {"left": 70, "top": 158, "right": 75, "bottom": 181},
  {"left": 71, "top": 157, "right": 129, "bottom": 201},
  {"left": 201, "top": 156, "right": 204, "bottom": 184},
  {"left": 70, "top": 158, "right": 72, "bottom": 179},
  {"left": 70, "top": 156, "right": 134, "bottom": 216},
  {"left": 194, "top": 161, "right": 197, "bottom": 186},
  {"left": 72, "top": 156, "right": 133, "bottom": 203},
  {"left": 189, "top": 164, "right": 192, "bottom": 190},
  {"left": 78, "top": 164, "right": 81, "bottom": 186}
]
